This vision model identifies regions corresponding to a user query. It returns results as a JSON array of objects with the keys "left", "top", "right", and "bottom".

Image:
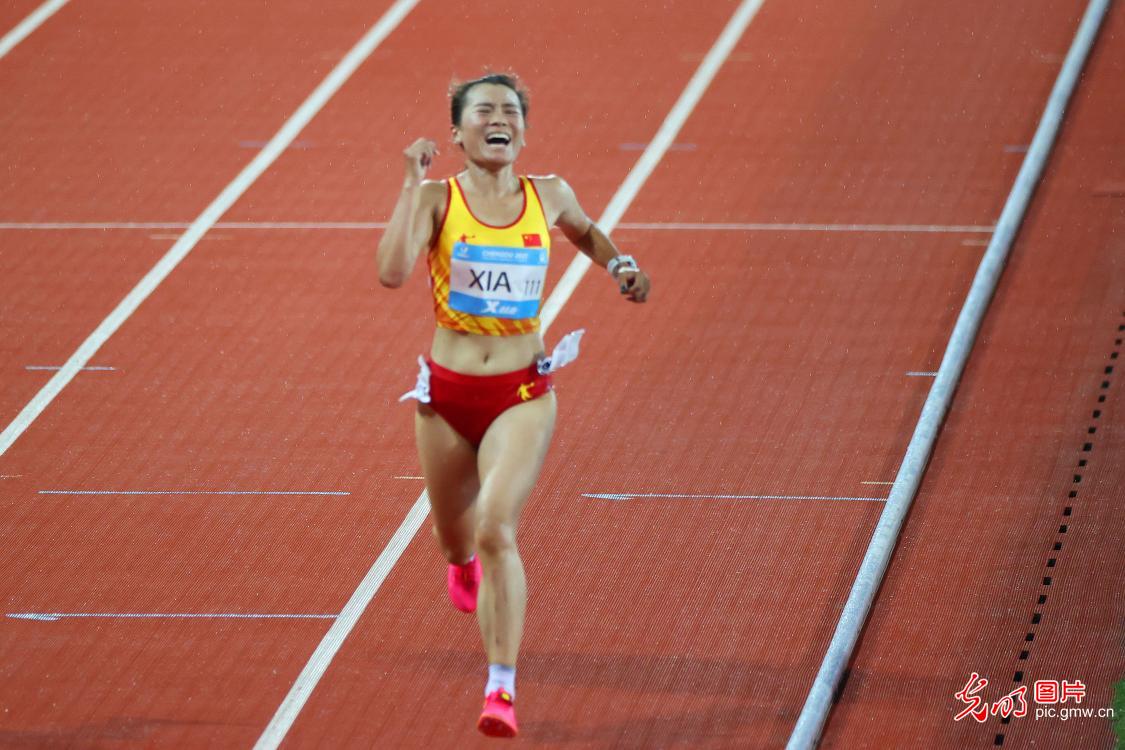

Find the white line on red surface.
[
  {"left": 0, "top": 0, "right": 70, "bottom": 61},
  {"left": 7, "top": 612, "right": 337, "bottom": 622},
  {"left": 617, "top": 222, "right": 994, "bottom": 233},
  {"left": 0, "top": 0, "right": 421, "bottom": 459},
  {"left": 583, "top": 492, "right": 886, "bottom": 502},
  {"left": 24, "top": 365, "right": 116, "bottom": 372},
  {"left": 0, "top": 220, "right": 993, "bottom": 233},
  {"left": 38, "top": 490, "right": 349, "bottom": 496}
]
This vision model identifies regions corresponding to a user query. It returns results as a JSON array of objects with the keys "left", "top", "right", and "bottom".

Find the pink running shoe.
[
  {"left": 477, "top": 688, "right": 518, "bottom": 738},
  {"left": 447, "top": 556, "right": 481, "bottom": 613}
]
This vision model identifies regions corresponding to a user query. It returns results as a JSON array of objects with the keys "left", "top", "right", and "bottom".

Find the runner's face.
[{"left": 453, "top": 84, "right": 525, "bottom": 166}]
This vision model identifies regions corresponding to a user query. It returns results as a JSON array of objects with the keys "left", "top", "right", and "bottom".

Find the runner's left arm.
[{"left": 543, "top": 176, "right": 650, "bottom": 303}]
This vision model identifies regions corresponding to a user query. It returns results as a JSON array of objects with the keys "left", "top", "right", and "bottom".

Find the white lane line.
[
  {"left": 0, "top": 222, "right": 387, "bottom": 230},
  {"left": 148, "top": 233, "right": 232, "bottom": 241},
  {"left": 38, "top": 490, "right": 349, "bottom": 496},
  {"left": 239, "top": 139, "right": 317, "bottom": 150},
  {"left": 0, "top": 0, "right": 69, "bottom": 61},
  {"left": 254, "top": 3, "right": 768, "bottom": 748},
  {"left": 616, "top": 222, "right": 996, "bottom": 233},
  {"left": 0, "top": 475, "right": 23, "bottom": 479},
  {"left": 860, "top": 481, "right": 894, "bottom": 486},
  {"left": 540, "top": 0, "right": 769, "bottom": 328},
  {"left": 0, "top": 0, "right": 420, "bottom": 460},
  {"left": 254, "top": 494, "right": 430, "bottom": 749},
  {"left": 0, "top": 221, "right": 993, "bottom": 233},
  {"left": 905, "top": 371, "right": 938, "bottom": 377},
  {"left": 393, "top": 475, "right": 424, "bottom": 480},
  {"left": 212, "top": 222, "right": 384, "bottom": 229},
  {"left": 25, "top": 365, "right": 116, "bottom": 372},
  {"left": 8, "top": 612, "right": 336, "bottom": 622},
  {"left": 584, "top": 493, "right": 887, "bottom": 502},
  {"left": 618, "top": 142, "right": 698, "bottom": 151},
  {"left": 0, "top": 222, "right": 196, "bottom": 230}
]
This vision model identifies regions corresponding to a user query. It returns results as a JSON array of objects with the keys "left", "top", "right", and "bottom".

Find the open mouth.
[{"left": 485, "top": 133, "right": 511, "bottom": 146}]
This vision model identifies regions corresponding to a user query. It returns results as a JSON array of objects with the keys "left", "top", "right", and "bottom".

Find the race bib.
[{"left": 448, "top": 242, "right": 548, "bottom": 319}]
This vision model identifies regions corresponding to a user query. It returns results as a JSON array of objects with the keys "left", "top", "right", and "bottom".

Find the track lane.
[
  {"left": 0, "top": 0, "right": 405, "bottom": 432},
  {"left": 0, "top": 232, "right": 170, "bottom": 426},
  {"left": 279, "top": 229, "right": 986, "bottom": 747},
  {"left": 821, "top": 4, "right": 1124, "bottom": 745},
  {"left": 271, "top": 0, "right": 1086, "bottom": 744},
  {"left": 224, "top": 0, "right": 746, "bottom": 225},
  {"left": 0, "top": 0, "right": 403, "bottom": 222},
  {"left": 414, "top": 0, "right": 1098, "bottom": 742},
  {"left": 0, "top": 229, "right": 435, "bottom": 746},
  {"left": 624, "top": 0, "right": 1081, "bottom": 228},
  {"left": 1, "top": 0, "right": 1112, "bottom": 747},
  {"left": 0, "top": 0, "right": 748, "bottom": 744}
]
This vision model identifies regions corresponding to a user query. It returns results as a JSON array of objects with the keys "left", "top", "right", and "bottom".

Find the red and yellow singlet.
[{"left": 428, "top": 176, "right": 551, "bottom": 336}]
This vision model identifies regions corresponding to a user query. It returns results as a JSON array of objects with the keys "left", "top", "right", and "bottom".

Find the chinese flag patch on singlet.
[{"left": 522, "top": 233, "right": 542, "bottom": 247}]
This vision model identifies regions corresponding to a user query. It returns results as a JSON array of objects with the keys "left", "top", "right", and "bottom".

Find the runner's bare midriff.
[{"left": 430, "top": 327, "right": 546, "bottom": 375}]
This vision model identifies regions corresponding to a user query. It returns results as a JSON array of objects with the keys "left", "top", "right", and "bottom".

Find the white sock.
[{"left": 486, "top": 664, "right": 516, "bottom": 698}]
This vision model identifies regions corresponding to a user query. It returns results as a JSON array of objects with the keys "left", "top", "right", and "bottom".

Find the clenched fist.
[{"left": 403, "top": 138, "right": 439, "bottom": 184}]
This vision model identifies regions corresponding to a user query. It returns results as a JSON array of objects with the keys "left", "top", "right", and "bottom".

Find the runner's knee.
[{"left": 475, "top": 517, "right": 515, "bottom": 557}]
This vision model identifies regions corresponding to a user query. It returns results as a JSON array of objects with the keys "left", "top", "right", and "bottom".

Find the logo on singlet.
[{"left": 517, "top": 383, "right": 534, "bottom": 401}]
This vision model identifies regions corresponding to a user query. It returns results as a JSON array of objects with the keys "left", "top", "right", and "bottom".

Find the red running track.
[{"left": 0, "top": 0, "right": 1119, "bottom": 748}]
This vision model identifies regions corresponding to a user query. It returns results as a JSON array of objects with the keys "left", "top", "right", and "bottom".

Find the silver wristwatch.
[{"left": 607, "top": 254, "right": 638, "bottom": 277}]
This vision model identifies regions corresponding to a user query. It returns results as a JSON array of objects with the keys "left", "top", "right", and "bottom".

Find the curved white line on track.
[
  {"left": 252, "top": 1, "right": 770, "bottom": 748},
  {"left": 0, "top": 0, "right": 421, "bottom": 459},
  {"left": 0, "top": 0, "right": 69, "bottom": 61}
]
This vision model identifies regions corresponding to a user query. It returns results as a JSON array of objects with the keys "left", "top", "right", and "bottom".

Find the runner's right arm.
[{"left": 378, "top": 138, "right": 444, "bottom": 288}]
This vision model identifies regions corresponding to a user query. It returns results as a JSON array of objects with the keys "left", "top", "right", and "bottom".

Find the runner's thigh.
[
  {"left": 476, "top": 393, "right": 557, "bottom": 519},
  {"left": 416, "top": 405, "right": 479, "bottom": 520}
]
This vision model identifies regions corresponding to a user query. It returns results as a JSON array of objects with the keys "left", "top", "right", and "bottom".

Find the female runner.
[{"left": 376, "top": 73, "right": 650, "bottom": 738}]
